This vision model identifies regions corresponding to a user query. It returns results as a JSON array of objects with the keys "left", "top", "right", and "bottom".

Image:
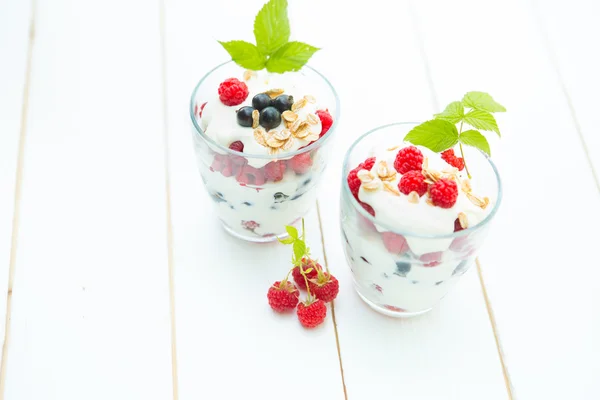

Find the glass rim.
[
  {"left": 189, "top": 60, "right": 341, "bottom": 159},
  {"left": 341, "top": 122, "right": 503, "bottom": 239}
]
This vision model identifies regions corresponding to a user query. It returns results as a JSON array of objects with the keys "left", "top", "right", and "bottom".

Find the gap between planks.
[
  {"left": 159, "top": 1, "right": 179, "bottom": 399},
  {"left": 407, "top": 1, "right": 515, "bottom": 398},
  {"left": 0, "top": 0, "right": 36, "bottom": 397},
  {"left": 529, "top": 0, "right": 600, "bottom": 196},
  {"left": 476, "top": 260, "right": 514, "bottom": 400},
  {"left": 316, "top": 201, "right": 348, "bottom": 400}
]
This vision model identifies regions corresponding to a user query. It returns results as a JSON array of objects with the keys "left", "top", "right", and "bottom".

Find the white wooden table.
[{"left": 1, "top": 0, "right": 599, "bottom": 398}]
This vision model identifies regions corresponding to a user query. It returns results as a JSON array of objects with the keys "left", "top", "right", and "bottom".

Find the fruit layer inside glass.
[
  {"left": 190, "top": 62, "right": 338, "bottom": 242},
  {"left": 340, "top": 123, "right": 501, "bottom": 316}
]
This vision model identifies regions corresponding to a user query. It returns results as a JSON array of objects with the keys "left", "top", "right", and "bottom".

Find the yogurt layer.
[
  {"left": 358, "top": 145, "right": 495, "bottom": 255},
  {"left": 200, "top": 68, "right": 324, "bottom": 168}
]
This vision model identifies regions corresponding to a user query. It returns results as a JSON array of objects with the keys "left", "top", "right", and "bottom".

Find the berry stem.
[{"left": 457, "top": 121, "right": 472, "bottom": 179}]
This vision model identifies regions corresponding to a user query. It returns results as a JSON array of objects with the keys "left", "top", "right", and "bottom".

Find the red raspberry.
[
  {"left": 236, "top": 164, "right": 266, "bottom": 186},
  {"left": 267, "top": 280, "right": 299, "bottom": 312},
  {"left": 398, "top": 170, "right": 428, "bottom": 196},
  {"left": 347, "top": 157, "right": 377, "bottom": 200},
  {"left": 210, "top": 154, "right": 227, "bottom": 172},
  {"left": 309, "top": 273, "right": 339, "bottom": 302},
  {"left": 297, "top": 299, "right": 327, "bottom": 328},
  {"left": 347, "top": 169, "right": 361, "bottom": 199},
  {"left": 315, "top": 109, "right": 333, "bottom": 138},
  {"left": 228, "top": 140, "right": 244, "bottom": 152},
  {"left": 441, "top": 149, "right": 465, "bottom": 171},
  {"left": 264, "top": 161, "right": 286, "bottom": 182},
  {"left": 394, "top": 146, "right": 424, "bottom": 174},
  {"left": 292, "top": 258, "right": 322, "bottom": 289},
  {"left": 454, "top": 218, "right": 464, "bottom": 232},
  {"left": 363, "top": 157, "right": 376, "bottom": 171},
  {"left": 360, "top": 202, "right": 375, "bottom": 216},
  {"left": 381, "top": 232, "right": 409, "bottom": 254},
  {"left": 429, "top": 178, "right": 458, "bottom": 208},
  {"left": 199, "top": 102, "right": 207, "bottom": 117},
  {"left": 218, "top": 78, "right": 249, "bottom": 106},
  {"left": 420, "top": 251, "right": 443, "bottom": 267},
  {"left": 288, "top": 152, "right": 312, "bottom": 174}
]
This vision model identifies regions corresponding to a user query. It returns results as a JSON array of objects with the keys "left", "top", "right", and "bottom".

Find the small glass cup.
[
  {"left": 190, "top": 62, "right": 339, "bottom": 242},
  {"left": 340, "top": 123, "right": 502, "bottom": 317}
]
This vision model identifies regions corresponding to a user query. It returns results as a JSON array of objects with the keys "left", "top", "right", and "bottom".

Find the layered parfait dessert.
[
  {"left": 341, "top": 94, "right": 504, "bottom": 316},
  {"left": 191, "top": 68, "right": 335, "bottom": 240},
  {"left": 189, "top": 0, "right": 337, "bottom": 241}
]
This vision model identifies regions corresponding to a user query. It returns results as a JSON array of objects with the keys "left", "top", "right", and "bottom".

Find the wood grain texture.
[
  {"left": 412, "top": 0, "right": 600, "bottom": 398},
  {"left": 0, "top": 0, "right": 33, "bottom": 354},
  {"left": 3, "top": 1, "right": 174, "bottom": 398}
]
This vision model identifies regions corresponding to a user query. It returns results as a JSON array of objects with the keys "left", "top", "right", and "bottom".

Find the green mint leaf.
[
  {"left": 266, "top": 41, "right": 320, "bottom": 73},
  {"left": 253, "top": 0, "right": 290, "bottom": 56},
  {"left": 404, "top": 119, "right": 459, "bottom": 153},
  {"left": 459, "top": 130, "right": 491, "bottom": 156},
  {"left": 463, "top": 110, "right": 501, "bottom": 137},
  {"left": 462, "top": 91, "right": 506, "bottom": 113},
  {"left": 218, "top": 41, "right": 267, "bottom": 70},
  {"left": 293, "top": 240, "right": 306, "bottom": 263},
  {"left": 278, "top": 236, "right": 295, "bottom": 245},
  {"left": 434, "top": 101, "right": 464, "bottom": 124},
  {"left": 285, "top": 225, "right": 298, "bottom": 239}
]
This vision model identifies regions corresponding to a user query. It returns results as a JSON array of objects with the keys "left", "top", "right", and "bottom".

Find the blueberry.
[
  {"left": 342, "top": 229, "right": 349, "bottom": 244},
  {"left": 210, "top": 192, "right": 226, "bottom": 203},
  {"left": 452, "top": 260, "right": 469, "bottom": 276},
  {"left": 394, "top": 262, "right": 411, "bottom": 277},
  {"left": 272, "top": 94, "right": 294, "bottom": 113},
  {"left": 252, "top": 93, "right": 272, "bottom": 111},
  {"left": 259, "top": 106, "right": 282, "bottom": 130},
  {"left": 236, "top": 106, "right": 254, "bottom": 127},
  {"left": 360, "top": 256, "right": 371, "bottom": 264},
  {"left": 273, "top": 192, "right": 289, "bottom": 203}
]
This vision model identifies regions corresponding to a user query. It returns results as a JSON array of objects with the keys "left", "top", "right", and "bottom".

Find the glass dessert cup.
[
  {"left": 190, "top": 62, "right": 339, "bottom": 242},
  {"left": 340, "top": 123, "right": 502, "bottom": 317}
]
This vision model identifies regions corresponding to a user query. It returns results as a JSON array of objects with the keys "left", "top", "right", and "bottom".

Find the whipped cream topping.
[
  {"left": 199, "top": 68, "right": 324, "bottom": 167},
  {"left": 358, "top": 145, "right": 495, "bottom": 254}
]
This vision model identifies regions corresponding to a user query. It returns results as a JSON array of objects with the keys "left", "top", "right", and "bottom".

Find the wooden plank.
[
  {"left": 0, "top": 0, "right": 32, "bottom": 351},
  {"left": 163, "top": 0, "right": 344, "bottom": 398},
  {"left": 534, "top": 0, "right": 600, "bottom": 184},
  {"left": 3, "top": 1, "right": 174, "bottom": 398},
  {"left": 313, "top": 0, "right": 508, "bottom": 398},
  {"left": 412, "top": 0, "right": 600, "bottom": 398}
]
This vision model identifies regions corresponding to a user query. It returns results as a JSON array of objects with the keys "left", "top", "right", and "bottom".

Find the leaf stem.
[{"left": 457, "top": 121, "right": 472, "bottom": 179}]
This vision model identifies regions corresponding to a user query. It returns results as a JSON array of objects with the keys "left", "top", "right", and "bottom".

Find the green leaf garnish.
[
  {"left": 404, "top": 120, "right": 459, "bottom": 153},
  {"left": 218, "top": 41, "right": 267, "bottom": 70},
  {"left": 459, "top": 130, "right": 491, "bottom": 156},
  {"left": 285, "top": 225, "right": 298, "bottom": 239},
  {"left": 462, "top": 91, "right": 506, "bottom": 113},
  {"left": 253, "top": 0, "right": 290, "bottom": 55},
  {"left": 293, "top": 240, "right": 306, "bottom": 264},
  {"left": 463, "top": 110, "right": 501, "bottom": 137},
  {"left": 266, "top": 41, "right": 320, "bottom": 73},
  {"left": 219, "top": 0, "right": 319, "bottom": 73},
  {"left": 434, "top": 101, "right": 464, "bottom": 124},
  {"left": 404, "top": 91, "right": 505, "bottom": 178},
  {"left": 278, "top": 236, "right": 295, "bottom": 245}
]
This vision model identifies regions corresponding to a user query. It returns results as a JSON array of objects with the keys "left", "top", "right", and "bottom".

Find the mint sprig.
[
  {"left": 404, "top": 91, "right": 505, "bottom": 178},
  {"left": 219, "top": 0, "right": 319, "bottom": 73}
]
